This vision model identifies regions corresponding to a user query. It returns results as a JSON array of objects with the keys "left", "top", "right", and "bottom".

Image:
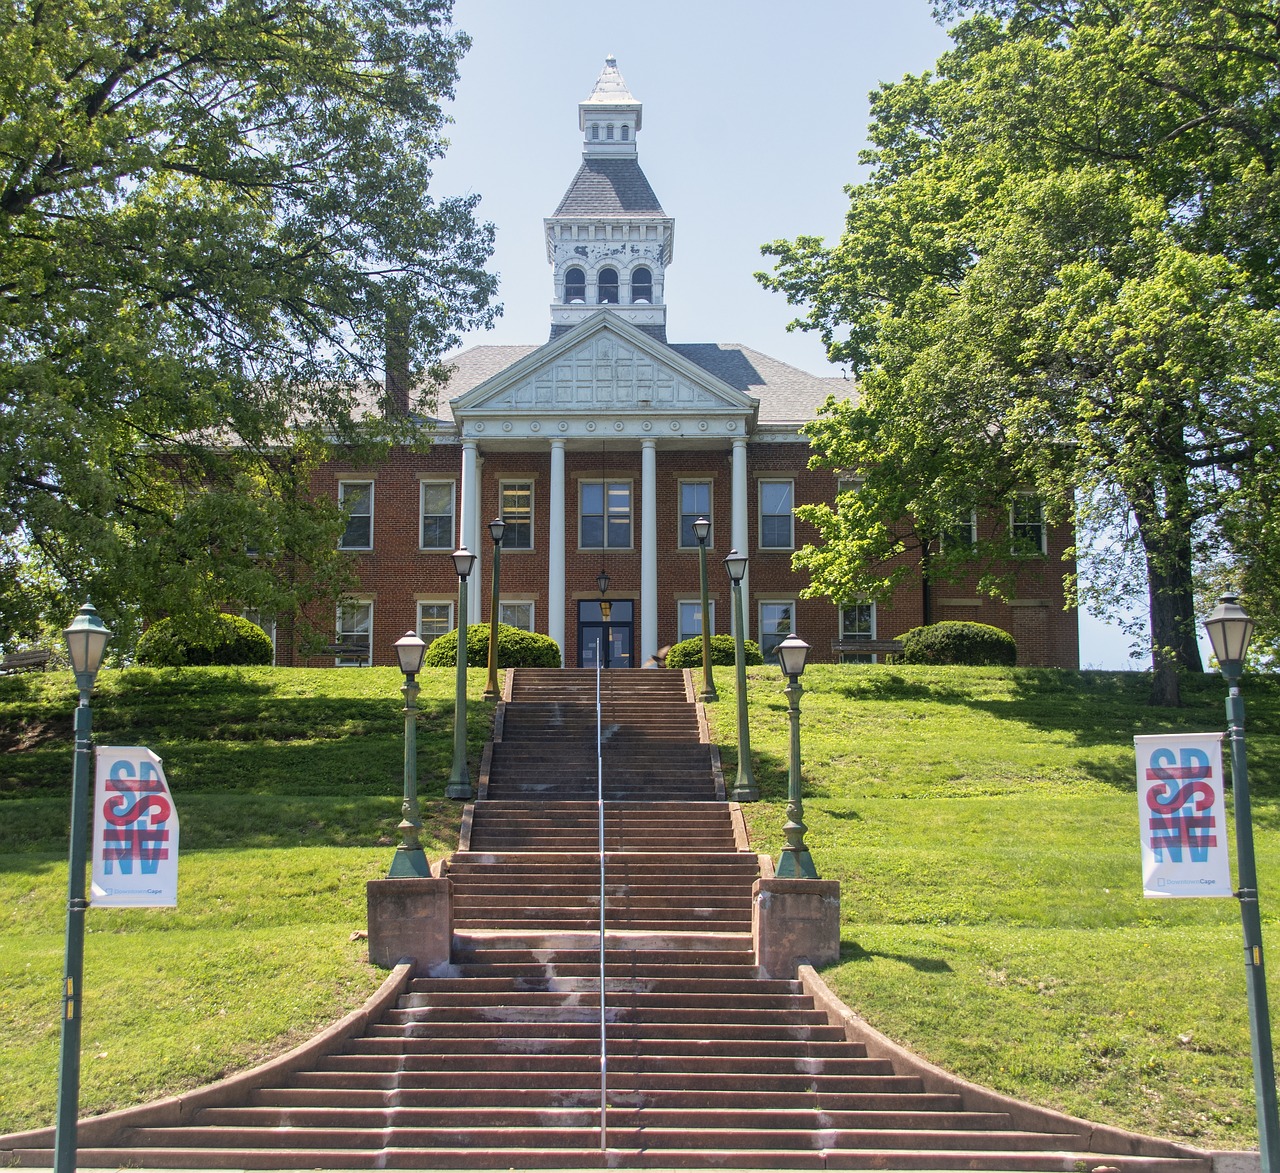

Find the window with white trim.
[
  {"left": 1012, "top": 494, "right": 1047, "bottom": 554},
  {"left": 418, "top": 601, "right": 453, "bottom": 643},
  {"left": 598, "top": 267, "right": 619, "bottom": 304},
  {"left": 759, "top": 480, "right": 794, "bottom": 549},
  {"left": 838, "top": 601, "right": 876, "bottom": 663},
  {"left": 631, "top": 267, "right": 653, "bottom": 303},
  {"left": 943, "top": 509, "right": 977, "bottom": 551},
  {"left": 499, "top": 601, "right": 534, "bottom": 632},
  {"left": 241, "top": 610, "right": 276, "bottom": 666},
  {"left": 420, "top": 481, "right": 455, "bottom": 550},
  {"left": 336, "top": 600, "right": 372, "bottom": 667},
  {"left": 338, "top": 481, "right": 373, "bottom": 550},
  {"left": 678, "top": 600, "right": 715, "bottom": 645},
  {"left": 564, "top": 267, "right": 586, "bottom": 302},
  {"left": 758, "top": 601, "right": 794, "bottom": 663},
  {"left": 679, "top": 481, "right": 712, "bottom": 548},
  {"left": 500, "top": 481, "right": 533, "bottom": 549},
  {"left": 580, "top": 481, "right": 632, "bottom": 548}
]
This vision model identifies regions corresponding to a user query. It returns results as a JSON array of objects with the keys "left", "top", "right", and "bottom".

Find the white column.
[
  {"left": 641, "top": 439, "right": 658, "bottom": 665},
  {"left": 732, "top": 438, "right": 750, "bottom": 640},
  {"left": 460, "top": 440, "right": 480, "bottom": 624},
  {"left": 549, "top": 440, "right": 567, "bottom": 661}
]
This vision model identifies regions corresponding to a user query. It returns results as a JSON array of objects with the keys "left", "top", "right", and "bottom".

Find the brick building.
[{"left": 290, "top": 57, "right": 1078, "bottom": 671}]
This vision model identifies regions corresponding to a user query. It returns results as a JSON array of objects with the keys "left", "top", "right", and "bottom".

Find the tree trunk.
[
  {"left": 921, "top": 541, "right": 935, "bottom": 626},
  {"left": 1140, "top": 515, "right": 1201, "bottom": 707}
]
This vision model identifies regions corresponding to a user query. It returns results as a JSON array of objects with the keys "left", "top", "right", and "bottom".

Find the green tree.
[
  {"left": 759, "top": 0, "right": 1280, "bottom": 706},
  {"left": 0, "top": 0, "right": 498, "bottom": 650}
]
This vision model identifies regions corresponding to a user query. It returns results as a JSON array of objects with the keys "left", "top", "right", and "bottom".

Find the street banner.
[
  {"left": 1135, "top": 733, "right": 1231, "bottom": 899},
  {"left": 91, "top": 746, "right": 179, "bottom": 907}
]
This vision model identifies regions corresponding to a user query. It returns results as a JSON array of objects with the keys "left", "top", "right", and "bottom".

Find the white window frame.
[
  {"left": 241, "top": 610, "right": 276, "bottom": 667},
  {"left": 500, "top": 480, "right": 534, "bottom": 550},
  {"left": 758, "top": 479, "right": 795, "bottom": 550},
  {"left": 1011, "top": 493, "right": 1047, "bottom": 555},
  {"left": 677, "top": 599, "right": 715, "bottom": 645},
  {"left": 338, "top": 480, "right": 374, "bottom": 551},
  {"left": 419, "top": 480, "right": 456, "bottom": 551},
  {"left": 758, "top": 600, "right": 795, "bottom": 663},
  {"left": 678, "top": 480, "right": 713, "bottom": 549},
  {"left": 943, "top": 508, "right": 978, "bottom": 552},
  {"left": 578, "top": 479, "right": 634, "bottom": 550},
  {"left": 335, "top": 599, "right": 373, "bottom": 667},
  {"left": 499, "top": 600, "right": 535, "bottom": 632},
  {"left": 417, "top": 600, "right": 454, "bottom": 643},
  {"left": 838, "top": 600, "right": 877, "bottom": 664}
]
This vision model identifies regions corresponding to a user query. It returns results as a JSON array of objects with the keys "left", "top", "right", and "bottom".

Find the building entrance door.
[{"left": 578, "top": 600, "right": 634, "bottom": 668}]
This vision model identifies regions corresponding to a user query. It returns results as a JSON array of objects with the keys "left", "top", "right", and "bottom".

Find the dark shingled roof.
[{"left": 553, "top": 158, "right": 666, "bottom": 217}]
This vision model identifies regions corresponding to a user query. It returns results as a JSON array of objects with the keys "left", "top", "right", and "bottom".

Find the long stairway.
[{"left": 3, "top": 668, "right": 1214, "bottom": 1170}]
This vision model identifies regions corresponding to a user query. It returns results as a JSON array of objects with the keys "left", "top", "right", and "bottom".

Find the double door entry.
[{"left": 578, "top": 599, "right": 634, "bottom": 668}]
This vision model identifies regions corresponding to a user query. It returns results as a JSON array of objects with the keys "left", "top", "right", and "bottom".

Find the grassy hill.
[{"left": 1, "top": 662, "right": 1277, "bottom": 1150}]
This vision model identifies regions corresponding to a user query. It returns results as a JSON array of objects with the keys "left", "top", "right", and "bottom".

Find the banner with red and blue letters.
[
  {"left": 91, "top": 746, "right": 179, "bottom": 907},
  {"left": 1134, "top": 733, "right": 1231, "bottom": 899}
]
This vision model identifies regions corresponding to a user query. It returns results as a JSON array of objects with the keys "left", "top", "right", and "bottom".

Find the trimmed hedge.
[
  {"left": 896, "top": 621, "right": 1017, "bottom": 666},
  {"left": 423, "top": 623, "right": 561, "bottom": 669},
  {"left": 666, "top": 633, "right": 763, "bottom": 669},
  {"left": 135, "top": 613, "right": 274, "bottom": 667}
]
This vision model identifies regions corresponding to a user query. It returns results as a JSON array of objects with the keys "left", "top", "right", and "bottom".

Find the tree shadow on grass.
[{"left": 841, "top": 939, "right": 954, "bottom": 974}]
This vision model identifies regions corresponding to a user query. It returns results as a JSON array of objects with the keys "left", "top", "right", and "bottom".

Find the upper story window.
[
  {"left": 338, "top": 480, "right": 373, "bottom": 550},
  {"left": 580, "top": 481, "right": 632, "bottom": 549},
  {"left": 759, "top": 479, "right": 794, "bottom": 549},
  {"left": 631, "top": 267, "right": 653, "bottom": 304},
  {"left": 606, "top": 124, "right": 615, "bottom": 140},
  {"left": 943, "top": 509, "right": 977, "bottom": 551},
  {"left": 620, "top": 125, "right": 629, "bottom": 141},
  {"left": 1012, "top": 494, "right": 1047, "bottom": 554},
  {"left": 598, "top": 268, "right": 619, "bottom": 304},
  {"left": 500, "top": 481, "right": 533, "bottom": 549},
  {"left": 591, "top": 124, "right": 600, "bottom": 140},
  {"left": 564, "top": 267, "right": 586, "bottom": 303},
  {"left": 420, "top": 481, "right": 455, "bottom": 550},
  {"left": 679, "top": 481, "right": 712, "bottom": 548}
]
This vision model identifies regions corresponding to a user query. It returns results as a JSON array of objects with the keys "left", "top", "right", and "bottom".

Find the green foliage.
[
  {"left": 897, "top": 621, "right": 1017, "bottom": 666},
  {"left": 666, "top": 633, "right": 763, "bottom": 668},
  {"left": 758, "top": 0, "right": 1280, "bottom": 705},
  {"left": 135, "top": 614, "right": 274, "bottom": 668},
  {"left": 423, "top": 624, "right": 561, "bottom": 669},
  {"left": 0, "top": 0, "right": 498, "bottom": 651}
]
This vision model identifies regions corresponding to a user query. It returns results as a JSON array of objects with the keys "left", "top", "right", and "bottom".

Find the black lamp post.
[
  {"left": 389, "top": 630, "right": 430, "bottom": 877},
  {"left": 597, "top": 569, "right": 611, "bottom": 623},
  {"left": 446, "top": 546, "right": 477, "bottom": 800},
  {"left": 724, "top": 550, "right": 757, "bottom": 801},
  {"left": 54, "top": 602, "right": 112, "bottom": 1173},
  {"left": 774, "top": 632, "right": 817, "bottom": 879},
  {"left": 484, "top": 517, "right": 506, "bottom": 702},
  {"left": 1204, "top": 594, "right": 1279, "bottom": 1173},
  {"left": 692, "top": 516, "right": 717, "bottom": 703}
]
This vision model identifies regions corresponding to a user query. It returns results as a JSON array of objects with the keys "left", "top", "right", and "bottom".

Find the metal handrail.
[{"left": 596, "top": 643, "right": 607, "bottom": 1151}]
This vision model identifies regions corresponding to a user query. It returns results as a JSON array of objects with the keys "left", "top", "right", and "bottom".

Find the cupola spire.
[{"left": 579, "top": 54, "right": 641, "bottom": 157}]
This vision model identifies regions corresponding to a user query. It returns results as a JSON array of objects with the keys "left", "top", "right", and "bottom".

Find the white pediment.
[{"left": 451, "top": 315, "right": 758, "bottom": 425}]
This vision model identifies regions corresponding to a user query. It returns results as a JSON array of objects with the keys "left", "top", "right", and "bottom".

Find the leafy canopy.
[
  {"left": 759, "top": 0, "right": 1280, "bottom": 704},
  {"left": 0, "top": 0, "right": 498, "bottom": 650}
]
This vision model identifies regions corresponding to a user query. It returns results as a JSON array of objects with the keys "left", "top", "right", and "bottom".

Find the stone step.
[
  {"left": 345, "top": 1034, "right": 865, "bottom": 1055},
  {"left": 316, "top": 1052, "right": 904, "bottom": 1075},
  {"left": 398, "top": 990, "right": 815, "bottom": 1010},
  {"left": 409, "top": 977, "right": 802, "bottom": 995}
]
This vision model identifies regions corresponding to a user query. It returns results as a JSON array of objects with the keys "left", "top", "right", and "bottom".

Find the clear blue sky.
[{"left": 432, "top": 0, "right": 1147, "bottom": 671}]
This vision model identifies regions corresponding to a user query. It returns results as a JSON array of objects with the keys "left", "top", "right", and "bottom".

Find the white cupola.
[{"left": 546, "top": 57, "right": 675, "bottom": 341}]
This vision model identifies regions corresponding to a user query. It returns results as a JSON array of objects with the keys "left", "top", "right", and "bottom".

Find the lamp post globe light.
[
  {"left": 692, "top": 516, "right": 718, "bottom": 703},
  {"left": 597, "top": 569, "right": 611, "bottom": 623},
  {"left": 484, "top": 518, "right": 507, "bottom": 702},
  {"left": 724, "top": 550, "right": 757, "bottom": 801},
  {"left": 1204, "top": 594, "right": 1280, "bottom": 1173},
  {"left": 774, "top": 632, "right": 818, "bottom": 880},
  {"left": 447, "top": 547, "right": 477, "bottom": 800},
  {"left": 55, "top": 602, "right": 112, "bottom": 1173},
  {"left": 389, "top": 630, "right": 430, "bottom": 878}
]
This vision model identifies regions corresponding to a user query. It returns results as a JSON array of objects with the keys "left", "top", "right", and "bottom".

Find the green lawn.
[{"left": 1, "top": 662, "right": 1277, "bottom": 1149}]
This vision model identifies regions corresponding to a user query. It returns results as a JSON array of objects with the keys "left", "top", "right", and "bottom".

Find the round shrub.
[
  {"left": 666, "top": 633, "right": 763, "bottom": 669},
  {"left": 896, "top": 621, "right": 1017, "bottom": 667},
  {"left": 423, "top": 624, "right": 561, "bottom": 669},
  {"left": 136, "top": 613, "right": 274, "bottom": 667}
]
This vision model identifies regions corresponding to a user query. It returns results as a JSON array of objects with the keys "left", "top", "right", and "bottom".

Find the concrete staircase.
[{"left": 0, "top": 667, "right": 1215, "bottom": 1171}]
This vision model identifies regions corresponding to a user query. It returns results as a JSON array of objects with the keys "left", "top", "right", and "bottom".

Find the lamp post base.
[
  {"left": 699, "top": 687, "right": 719, "bottom": 704},
  {"left": 387, "top": 847, "right": 431, "bottom": 878},
  {"left": 445, "top": 780, "right": 473, "bottom": 801},
  {"left": 776, "top": 847, "right": 819, "bottom": 879},
  {"left": 730, "top": 773, "right": 758, "bottom": 803}
]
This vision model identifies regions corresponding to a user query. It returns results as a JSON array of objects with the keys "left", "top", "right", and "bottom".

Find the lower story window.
[
  {"left": 418, "top": 601, "right": 453, "bottom": 643},
  {"left": 241, "top": 610, "right": 276, "bottom": 666},
  {"left": 758, "top": 601, "right": 794, "bottom": 663},
  {"left": 677, "top": 599, "right": 714, "bottom": 645},
  {"left": 499, "top": 601, "right": 534, "bottom": 631},
  {"left": 336, "top": 600, "right": 372, "bottom": 667},
  {"left": 839, "top": 600, "right": 876, "bottom": 664}
]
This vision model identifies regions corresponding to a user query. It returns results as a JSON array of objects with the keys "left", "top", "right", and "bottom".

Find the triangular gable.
[{"left": 451, "top": 312, "right": 758, "bottom": 420}]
